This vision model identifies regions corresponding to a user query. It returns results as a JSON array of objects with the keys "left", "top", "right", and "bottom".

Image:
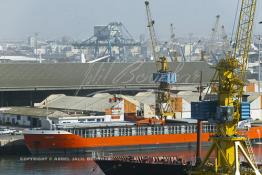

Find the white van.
[{"left": 0, "top": 128, "right": 13, "bottom": 135}]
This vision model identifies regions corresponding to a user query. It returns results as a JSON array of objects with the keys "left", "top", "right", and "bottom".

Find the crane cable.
[{"left": 230, "top": 0, "right": 241, "bottom": 47}]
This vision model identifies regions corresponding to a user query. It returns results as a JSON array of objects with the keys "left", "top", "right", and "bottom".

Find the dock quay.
[{"left": 0, "top": 135, "right": 30, "bottom": 155}]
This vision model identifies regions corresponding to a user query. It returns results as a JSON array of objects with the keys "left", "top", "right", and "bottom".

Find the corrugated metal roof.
[
  {"left": 133, "top": 93, "right": 155, "bottom": 106},
  {"left": 246, "top": 92, "right": 260, "bottom": 103},
  {"left": 0, "top": 62, "right": 214, "bottom": 91},
  {"left": 120, "top": 95, "right": 140, "bottom": 106},
  {"left": 40, "top": 94, "right": 115, "bottom": 112},
  {"left": 0, "top": 106, "right": 68, "bottom": 118}
]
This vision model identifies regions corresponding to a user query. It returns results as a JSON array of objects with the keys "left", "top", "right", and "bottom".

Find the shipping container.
[
  {"left": 240, "top": 102, "right": 250, "bottom": 120},
  {"left": 153, "top": 72, "right": 176, "bottom": 84},
  {"left": 191, "top": 101, "right": 217, "bottom": 120}
]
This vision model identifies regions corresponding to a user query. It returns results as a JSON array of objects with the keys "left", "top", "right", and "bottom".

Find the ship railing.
[
  {"left": 65, "top": 123, "right": 217, "bottom": 138},
  {"left": 202, "top": 124, "right": 216, "bottom": 133}
]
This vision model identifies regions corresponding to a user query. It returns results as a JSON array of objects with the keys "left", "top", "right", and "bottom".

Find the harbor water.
[{"left": 1, "top": 145, "right": 262, "bottom": 175}]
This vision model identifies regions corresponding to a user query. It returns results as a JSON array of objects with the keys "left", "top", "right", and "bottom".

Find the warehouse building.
[{"left": 0, "top": 90, "right": 261, "bottom": 128}]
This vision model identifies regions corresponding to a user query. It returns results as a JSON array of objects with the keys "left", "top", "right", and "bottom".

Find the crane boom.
[
  {"left": 170, "top": 23, "right": 175, "bottom": 43},
  {"left": 233, "top": 0, "right": 256, "bottom": 81},
  {"left": 221, "top": 25, "right": 230, "bottom": 52},
  {"left": 145, "top": 1, "right": 158, "bottom": 64},
  {"left": 208, "top": 15, "right": 220, "bottom": 61}
]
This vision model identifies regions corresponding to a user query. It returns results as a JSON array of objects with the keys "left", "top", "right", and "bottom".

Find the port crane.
[
  {"left": 193, "top": 0, "right": 259, "bottom": 174},
  {"left": 144, "top": 1, "right": 176, "bottom": 120},
  {"left": 73, "top": 22, "right": 141, "bottom": 61},
  {"left": 169, "top": 23, "right": 177, "bottom": 61},
  {"left": 207, "top": 15, "right": 221, "bottom": 63},
  {"left": 221, "top": 25, "right": 230, "bottom": 53}
]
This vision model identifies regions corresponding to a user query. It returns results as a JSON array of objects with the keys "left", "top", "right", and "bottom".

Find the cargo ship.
[
  {"left": 23, "top": 121, "right": 262, "bottom": 155},
  {"left": 94, "top": 154, "right": 262, "bottom": 175},
  {"left": 95, "top": 155, "right": 190, "bottom": 175}
]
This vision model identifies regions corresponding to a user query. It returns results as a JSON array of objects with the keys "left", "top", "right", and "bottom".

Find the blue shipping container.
[
  {"left": 153, "top": 72, "right": 176, "bottom": 84},
  {"left": 191, "top": 101, "right": 217, "bottom": 120},
  {"left": 240, "top": 102, "right": 250, "bottom": 120}
]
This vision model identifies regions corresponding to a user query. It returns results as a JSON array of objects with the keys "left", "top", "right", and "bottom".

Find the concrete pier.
[
  {"left": 0, "top": 135, "right": 23, "bottom": 146},
  {"left": 0, "top": 135, "right": 30, "bottom": 155}
]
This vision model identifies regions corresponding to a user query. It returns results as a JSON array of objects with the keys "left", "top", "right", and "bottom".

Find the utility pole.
[
  {"left": 34, "top": 33, "right": 38, "bottom": 62},
  {"left": 259, "top": 21, "right": 262, "bottom": 93},
  {"left": 259, "top": 34, "right": 261, "bottom": 93},
  {"left": 189, "top": 33, "right": 193, "bottom": 62}
]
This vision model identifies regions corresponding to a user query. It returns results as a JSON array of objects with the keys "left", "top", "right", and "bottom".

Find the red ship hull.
[{"left": 23, "top": 126, "right": 262, "bottom": 155}]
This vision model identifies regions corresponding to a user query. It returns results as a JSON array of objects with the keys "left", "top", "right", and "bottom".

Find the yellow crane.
[
  {"left": 144, "top": 1, "right": 176, "bottom": 120},
  {"left": 192, "top": 0, "right": 259, "bottom": 174}
]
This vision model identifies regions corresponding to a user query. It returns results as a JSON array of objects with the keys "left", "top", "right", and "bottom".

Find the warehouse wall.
[
  {"left": 0, "top": 113, "right": 40, "bottom": 127},
  {"left": 250, "top": 96, "right": 262, "bottom": 120}
]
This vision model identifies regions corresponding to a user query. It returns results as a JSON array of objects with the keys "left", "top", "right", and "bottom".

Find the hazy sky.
[{"left": 0, "top": 0, "right": 261, "bottom": 40}]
